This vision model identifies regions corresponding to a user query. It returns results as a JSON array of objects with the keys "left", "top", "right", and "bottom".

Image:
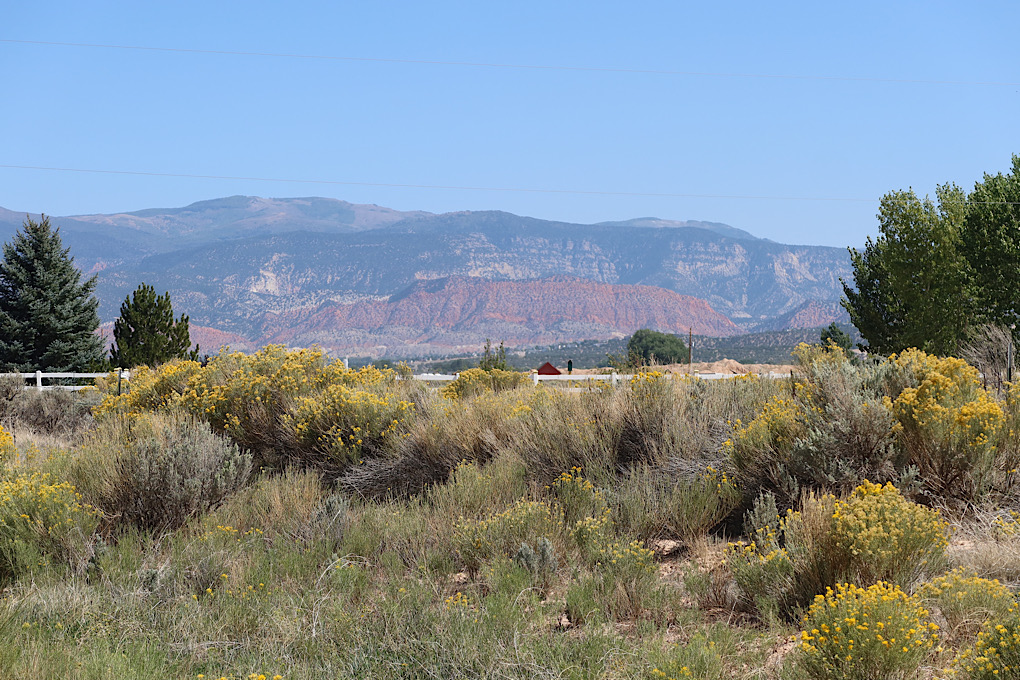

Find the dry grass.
[{"left": 946, "top": 509, "right": 1020, "bottom": 587}]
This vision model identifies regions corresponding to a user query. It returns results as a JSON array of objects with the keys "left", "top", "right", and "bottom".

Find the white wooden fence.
[
  {"left": 1, "top": 370, "right": 130, "bottom": 391},
  {"left": 3, "top": 369, "right": 787, "bottom": 392},
  {"left": 412, "top": 371, "right": 790, "bottom": 385}
]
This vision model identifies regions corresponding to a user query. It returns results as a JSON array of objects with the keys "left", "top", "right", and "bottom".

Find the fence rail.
[
  {"left": 1, "top": 370, "right": 130, "bottom": 391},
  {"left": 411, "top": 371, "right": 790, "bottom": 385},
  {"left": 2, "top": 368, "right": 787, "bottom": 392}
]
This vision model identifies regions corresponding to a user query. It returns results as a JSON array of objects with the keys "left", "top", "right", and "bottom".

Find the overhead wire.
[
  {"left": 2, "top": 164, "right": 1019, "bottom": 206},
  {"left": 2, "top": 39, "right": 1017, "bottom": 207},
  {"left": 2, "top": 38, "right": 1018, "bottom": 87}
]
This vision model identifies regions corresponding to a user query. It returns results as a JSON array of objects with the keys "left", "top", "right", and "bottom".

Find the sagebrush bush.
[
  {"left": 613, "top": 464, "right": 740, "bottom": 547},
  {"left": 73, "top": 413, "right": 251, "bottom": 532},
  {"left": 795, "top": 582, "right": 940, "bottom": 680},
  {"left": 0, "top": 471, "right": 100, "bottom": 581},
  {"left": 729, "top": 345, "right": 914, "bottom": 508}
]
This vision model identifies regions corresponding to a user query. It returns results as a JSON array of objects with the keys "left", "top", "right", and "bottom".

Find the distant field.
[{"left": 407, "top": 325, "right": 859, "bottom": 372}]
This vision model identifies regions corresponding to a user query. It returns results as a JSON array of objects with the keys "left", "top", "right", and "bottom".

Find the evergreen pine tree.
[
  {"left": 0, "top": 216, "right": 105, "bottom": 372},
  {"left": 111, "top": 283, "right": 198, "bottom": 367}
]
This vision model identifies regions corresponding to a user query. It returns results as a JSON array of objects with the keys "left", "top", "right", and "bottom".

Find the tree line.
[
  {"left": 843, "top": 155, "right": 1020, "bottom": 356},
  {"left": 0, "top": 216, "right": 197, "bottom": 372}
]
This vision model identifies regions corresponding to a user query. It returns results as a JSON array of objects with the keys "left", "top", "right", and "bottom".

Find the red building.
[{"left": 537, "top": 362, "right": 561, "bottom": 375}]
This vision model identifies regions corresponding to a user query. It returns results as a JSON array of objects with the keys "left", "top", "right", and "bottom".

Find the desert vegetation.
[{"left": 0, "top": 343, "right": 1018, "bottom": 679}]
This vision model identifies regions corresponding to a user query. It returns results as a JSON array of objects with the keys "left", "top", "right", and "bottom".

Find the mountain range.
[{"left": 0, "top": 197, "right": 852, "bottom": 357}]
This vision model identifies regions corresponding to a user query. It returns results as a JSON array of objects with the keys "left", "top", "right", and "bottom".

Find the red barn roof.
[{"left": 537, "top": 362, "right": 561, "bottom": 375}]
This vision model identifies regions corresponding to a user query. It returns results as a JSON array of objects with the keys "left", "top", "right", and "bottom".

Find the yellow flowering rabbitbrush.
[
  {"left": 798, "top": 581, "right": 940, "bottom": 680},
  {"left": 0, "top": 471, "right": 100, "bottom": 580},
  {"left": 887, "top": 349, "right": 1005, "bottom": 499},
  {"left": 952, "top": 612, "right": 1020, "bottom": 679},
  {"left": 832, "top": 480, "right": 949, "bottom": 585},
  {"left": 919, "top": 568, "right": 1017, "bottom": 638},
  {"left": 92, "top": 346, "right": 420, "bottom": 473}
]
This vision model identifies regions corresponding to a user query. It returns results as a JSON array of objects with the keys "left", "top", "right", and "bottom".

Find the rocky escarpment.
[{"left": 256, "top": 276, "right": 742, "bottom": 355}]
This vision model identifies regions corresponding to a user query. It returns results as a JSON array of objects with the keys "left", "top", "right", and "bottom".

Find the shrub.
[
  {"left": 726, "top": 394, "right": 806, "bottom": 502},
  {"left": 13, "top": 388, "right": 98, "bottom": 440},
  {"left": 730, "top": 347, "right": 911, "bottom": 508},
  {"left": 887, "top": 350, "right": 1005, "bottom": 501},
  {"left": 440, "top": 368, "right": 529, "bottom": 400},
  {"left": 93, "top": 347, "right": 424, "bottom": 479},
  {"left": 549, "top": 466, "right": 609, "bottom": 526},
  {"left": 614, "top": 464, "right": 740, "bottom": 548},
  {"left": 565, "top": 539, "right": 659, "bottom": 623},
  {"left": 952, "top": 613, "right": 1020, "bottom": 680},
  {"left": 452, "top": 498, "right": 563, "bottom": 575},
  {"left": 832, "top": 480, "right": 949, "bottom": 586},
  {"left": 795, "top": 582, "right": 940, "bottom": 680},
  {"left": 0, "top": 425, "right": 12, "bottom": 467},
  {"left": 92, "top": 360, "right": 203, "bottom": 419},
  {"left": 73, "top": 413, "right": 251, "bottom": 532},
  {"left": 645, "top": 633, "right": 727, "bottom": 680},
  {"left": 0, "top": 471, "right": 100, "bottom": 581},
  {"left": 919, "top": 568, "right": 1017, "bottom": 640},
  {"left": 729, "top": 482, "right": 949, "bottom": 619},
  {"left": 284, "top": 382, "right": 415, "bottom": 472},
  {"left": 513, "top": 537, "right": 558, "bottom": 595},
  {"left": 426, "top": 457, "right": 528, "bottom": 521},
  {"left": 728, "top": 491, "right": 838, "bottom": 619}
]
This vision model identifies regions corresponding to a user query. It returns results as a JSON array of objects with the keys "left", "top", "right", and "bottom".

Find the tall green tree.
[
  {"left": 111, "top": 283, "right": 198, "bottom": 367},
  {"left": 0, "top": 216, "right": 105, "bottom": 371},
  {"left": 841, "top": 185, "right": 972, "bottom": 355},
  {"left": 627, "top": 328, "right": 689, "bottom": 365},
  {"left": 959, "top": 154, "right": 1020, "bottom": 336}
]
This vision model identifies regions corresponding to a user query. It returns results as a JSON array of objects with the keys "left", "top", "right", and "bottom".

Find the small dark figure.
[{"left": 567, "top": 360, "right": 573, "bottom": 374}]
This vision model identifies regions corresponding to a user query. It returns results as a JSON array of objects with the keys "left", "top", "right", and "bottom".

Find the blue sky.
[{"left": 1, "top": 1, "right": 1017, "bottom": 247}]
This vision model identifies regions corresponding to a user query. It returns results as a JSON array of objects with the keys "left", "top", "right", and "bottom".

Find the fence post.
[
  {"left": 611, "top": 372, "right": 618, "bottom": 387},
  {"left": 531, "top": 373, "right": 539, "bottom": 386},
  {"left": 35, "top": 370, "right": 42, "bottom": 391}
]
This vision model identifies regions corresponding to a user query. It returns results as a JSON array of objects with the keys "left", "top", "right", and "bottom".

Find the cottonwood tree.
[
  {"left": 0, "top": 216, "right": 105, "bottom": 371},
  {"left": 627, "top": 328, "right": 689, "bottom": 365},
  {"left": 841, "top": 185, "right": 973, "bottom": 356},
  {"left": 960, "top": 155, "right": 1020, "bottom": 339},
  {"left": 111, "top": 283, "right": 198, "bottom": 367}
]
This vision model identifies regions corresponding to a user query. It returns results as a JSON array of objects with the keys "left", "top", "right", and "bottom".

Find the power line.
[
  {"left": 2, "top": 38, "right": 1017, "bottom": 88},
  {"left": 3, "top": 163, "right": 1019, "bottom": 206}
]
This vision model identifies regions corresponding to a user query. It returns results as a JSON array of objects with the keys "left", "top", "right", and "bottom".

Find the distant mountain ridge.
[{"left": 0, "top": 196, "right": 852, "bottom": 356}]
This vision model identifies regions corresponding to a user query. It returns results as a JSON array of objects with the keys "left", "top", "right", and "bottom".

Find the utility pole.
[{"left": 688, "top": 328, "right": 693, "bottom": 375}]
